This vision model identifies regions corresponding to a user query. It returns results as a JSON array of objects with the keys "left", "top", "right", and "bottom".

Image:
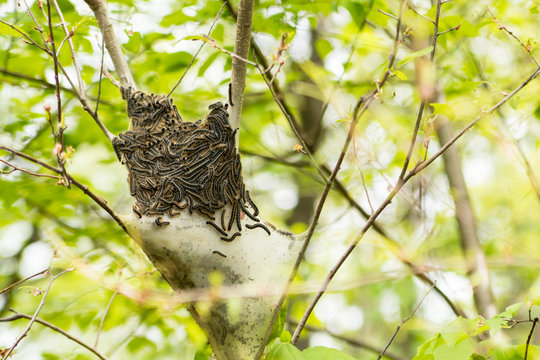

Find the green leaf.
[
  {"left": 302, "top": 346, "right": 356, "bottom": 360},
  {"left": 394, "top": 70, "right": 407, "bottom": 80},
  {"left": 430, "top": 103, "right": 456, "bottom": 121},
  {"left": 211, "top": 23, "right": 225, "bottom": 43},
  {"left": 127, "top": 336, "right": 157, "bottom": 353},
  {"left": 0, "top": 22, "right": 23, "bottom": 37},
  {"left": 123, "top": 31, "right": 142, "bottom": 54},
  {"left": 398, "top": 46, "right": 434, "bottom": 66},
  {"left": 268, "top": 302, "right": 288, "bottom": 344},
  {"left": 266, "top": 343, "right": 305, "bottom": 360},
  {"left": 499, "top": 302, "right": 522, "bottom": 318},
  {"left": 198, "top": 52, "right": 220, "bottom": 77},
  {"left": 345, "top": 0, "right": 374, "bottom": 30},
  {"left": 315, "top": 38, "right": 333, "bottom": 59}
]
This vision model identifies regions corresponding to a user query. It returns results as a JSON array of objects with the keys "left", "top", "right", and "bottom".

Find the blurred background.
[{"left": 1, "top": 0, "right": 540, "bottom": 358}]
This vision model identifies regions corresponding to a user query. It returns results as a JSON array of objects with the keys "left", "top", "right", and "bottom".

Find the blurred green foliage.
[{"left": 1, "top": 0, "right": 540, "bottom": 359}]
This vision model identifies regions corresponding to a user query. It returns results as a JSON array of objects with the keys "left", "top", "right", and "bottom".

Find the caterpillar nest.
[{"left": 112, "top": 87, "right": 269, "bottom": 241}]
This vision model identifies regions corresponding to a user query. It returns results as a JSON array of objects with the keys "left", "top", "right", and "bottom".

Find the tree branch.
[
  {"left": 2, "top": 270, "right": 66, "bottom": 360},
  {"left": 0, "top": 312, "right": 108, "bottom": 360},
  {"left": 83, "top": 0, "right": 135, "bottom": 89},
  {"left": 290, "top": 0, "right": 407, "bottom": 344},
  {"left": 229, "top": 0, "right": 254, "bottom": 130},
  {"left": 0, "top": 145, "right": 128, "bottom": 234},
  {"left": 435, "top": 117, "right": 497, "bottom": 318},
  {"left": 377, "top": 285, "right": 434, "bottom": 360},
  {"left": 286, "top": 319, "right": 407, "bottom": 360},
  {"left": 51, "top": 0, "right": 86, "bottom": 101},
  {"left": 0, "top": 269, "right": 48, "bottom": 296},
  {"left": 290, "top": 0, "right": 537, "bottom": 342}
]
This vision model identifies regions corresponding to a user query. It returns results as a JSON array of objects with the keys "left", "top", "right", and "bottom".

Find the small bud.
[
  {"left": 52, "top": 143, "right": 62, "bottom": 155},
  {"left": 293, "top": 144, "right": 304, "bottom": 153},
  {"left": 31, "top": 288, "right": 42, "bottom": 296},
  {"left": 44, "top": 104, "right": 51, "bottom": 112}
]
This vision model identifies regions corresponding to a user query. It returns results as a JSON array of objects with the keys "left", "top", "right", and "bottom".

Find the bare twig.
[
  {"left": 229, "top": 0, "right": 464, "bottom": 317},
  {"left": 0, "top": 269, "right": 48, "bottom": 295},
  {"left": 378, "top": 8, "right": 398, "bottom": 21},
  {"left": 168, "top": 4, "right": 225, "bottom": 97},
  {"left": 2, "top": 270, "right": 66, "bottom": 360},
  {"left": 229, "top": 0, "right": 255, "bottom": 130},
  {"left": 254, "top": 62, "right": 330, "bottom": 184},
  {"left": 412, "top": 66, "right": 540, "bottom": 176},
  {"left": 46, "top": 0, "right": 70, "bottom": 188},
  {"left": 51, "top": 0, "right": 86, "bottom": 100},
  {"left": 95, "top": 35, "right": 105, "bottom": 113},
  {"left": 19, "top": 1, "right": 114, "bottom": 142},
  {"left": 0, "top": 145, "right": 128, "bottom": 233},
  {"left": 525, "top": 317, "right": 538, "bottom": 360},
  {"left": 290, "top": 0, "right": 472, "bottom": 342},
  {"left": 83, "top": 0, "right": 135, "bottom": 89},
  {"left": 223, "top": 0, "right": 331, "bottom": 185},
  {"left": 290, "top": 0, "right": 407, "bottom": 344},
  {"left": 94, "top": 291, "right": 117, "bottom": 348},
  {"left": 487, "top": 7, "right": 539, "bottom": 67},
  {"left": 0, "top": 312, "right": 108, "bottom": 360},
  {"left": 0, "top": 158, "right": 59, "bottom": 179},
  {"left": 377, "top": 285, "right": 434, "bottom": 360},
  {"left": 437, "top": 22, "right": 462, "bottom": 36},
  {"left": 409, "top": 5, "right": 435, "bottom": 24},
  {"left": 287, "top": 319, "right": 407, "bottom": 360},
  {"left": 0, "top": 68, "right": 109, "bottom": 104},
  {"left": 0, "top": 18, "right": 50, "bottom": 53},
  {"left": 294, "top": 53, "right": 540, "bottom": 349},
  {"left": 435, "top": 116, "right": 496, "bottom": 318},
  {"left": 22, "top": 0, "right": 48, "bottom": 46}
]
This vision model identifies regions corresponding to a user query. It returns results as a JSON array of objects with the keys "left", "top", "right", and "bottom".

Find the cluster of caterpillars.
[{"left": 112, "top": 87, "right": 270, "bottom": 241}]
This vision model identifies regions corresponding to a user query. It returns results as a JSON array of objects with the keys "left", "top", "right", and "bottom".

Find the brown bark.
[{"left": 435, "top": 117, "right": 497, "bottom": 318}]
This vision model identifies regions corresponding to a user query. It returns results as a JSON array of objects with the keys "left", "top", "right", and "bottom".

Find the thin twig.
[
  {"left": 0, "top": 145, "right": 128, "bottom": 233},
  {"left": 0, "top": 68, "right": 109, "bottom": 104},
  {"left": 291, "top": 0, "right": 458, "bottom": 342},
  {"left": 487, "top": 7, "right": 539, "bottom": 67},
  {"left": 83, "top": 0, "right": 135, "bottom": 89},
  {"left": 377, "top": 285, "right": 434, "bottom": 360},
  {"left": 95, "top": 35, "right": 105, "bottom": 113},
  {"left": 437, "top": 22, "right": 462, "bottom": 36},
  {"left": 0, "top": 158, "right": 59, "bottom": 179},
  {"left": 168, "top": 4, "right": 225, "bottom": 97},
  {"left": 409, "top": 5, "right": 435, "bottom": 24},
  {"left": 17, "top": 0, "right": 113, "bottom": 142},
  {"left": 296, "top": 40, "right": 540, "bottom": 348},
  {"left": 254, "top": 61, "right": 330, "bottom": 185},
  {"left": 287, "top": 319, "right": 407, "bottom": 360},
  {"left": 378, "top": 8, "right": 398, "bottom": 21},
  {"left": 290, "top": 0, "right": 407, "bottom": 344},
  {"left": 231, "top": 1, "right": 464, "bottom": 317},
  {"left": 0, "top": 18, "right": 50, "bottom": 53},
  {"left": 94, "top": 291, "right": 117, "bottom": 348},
  {"left": 411, "top": 66, "right": 540, "bottom": 176},
  {"left": 22, "top": 0, "right": 49, "bottom": 47},
  {"left": 359, "top": 170, "right": 374, "bottom": 214},
  {"left": 0, "top": 269, "right": 48, "bottom": 295},
  {"left": 0, "top": 312, "right": 108, "bottom": 360},
  {"left": 2, "top": 270, "right": 66, "bottom": 360},
  {"left": 525, "top": 318, "right": 538, "bottom": 360},
  {"left": 46, "top": 0, "right": 70, "bottom": 188},
  {"left": 51, "top": 0, "right": 87, "bottom": 100}
]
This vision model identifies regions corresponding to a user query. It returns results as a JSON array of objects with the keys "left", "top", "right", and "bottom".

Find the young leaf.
[
  {"left": 398, "top": 46, "right": 434, "bottom": 67},
  {"left": 302, "top": 346, "right": 356, "bottom": 360},
  {"left": 265, "top": 343, "right": 305, "bottom": 360}
]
